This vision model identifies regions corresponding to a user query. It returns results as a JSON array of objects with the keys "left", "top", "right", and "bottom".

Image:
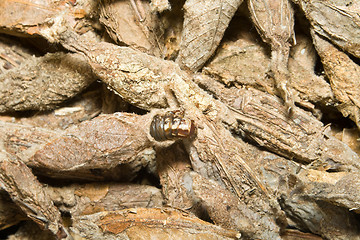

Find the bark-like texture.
[
  {"left": 27, "top": 113, "right": 154, "bottom": 178},
  {"left": 0, "top": 1, "right": 359, "bottom": 239},
  {"left": 0, "top": 151, "right": 65, "bottom": 238},
  {"left": 177, "top": 0, "right": 244, "bottom": 71},
  {"left": 312, "top": 32, "right": 360, "bottom": 130},
  {"left": 70, "top": 208, "right": 241, "bottom": 240},
  {"left": 248, "top": 0, "right": 295, "bottom": 110},
  {"left": 0, "top": 53, "right": 95, "bottom": 112},
  {"left": 100, "top": 0, "right": 164, "bottom": 57},
  {"left": 195, "top": 76, "right": 360, "bottom": 172},
  {"left": 294, "top": 0, "right": 360, "bottom": 59}
]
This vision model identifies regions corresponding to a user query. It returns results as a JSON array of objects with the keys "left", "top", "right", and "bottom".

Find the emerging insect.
[{"left": 150, "top": 110, "right": 196, "bottom": 141}]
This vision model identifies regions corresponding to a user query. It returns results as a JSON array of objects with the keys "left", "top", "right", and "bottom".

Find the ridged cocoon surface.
[
  {"left": 0, "top": 52, "right": 95, "bottom": 112},
  {"left": 177, "top": 0, "right": 244, "bottom": 71},
  {"left": 312, "top": 32, "right": 360, "bottom": 130},
  {"left": 70, "top": 208, "right": 241, "bottom": 240},
  {"left": 295, "top": 0, "right": 360, "bottom": 59},
  {"left": 248, "top": 0, "right": 295, "bottom": 110}
]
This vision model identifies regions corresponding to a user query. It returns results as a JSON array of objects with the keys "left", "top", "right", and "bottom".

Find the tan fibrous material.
[
  {"left": 100, "top": 0, "right": 164, "bottom": 57},
  {"left": 27, "top": 113, "right": 154, "bottom": 175},
  {"left": 177, "top": 0, "right": 244, "bottom": 71},
  {"left": 0, "top": 52, "right": 95, "bottom": 112},
  {"left": 294, "top": 0, "right": 360, "bottom": 59},
  {"left": 0, "top": 151, "right": 65, "bottom": 238},
  {"left": 312, "top": 32, "right": 360, "bottom": 130},
  {"left": 70, "top": 208, "right": 241, "bottom": 240},
  {"left": 248, "top": 0, "right": 295, "bottom": 110}
]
